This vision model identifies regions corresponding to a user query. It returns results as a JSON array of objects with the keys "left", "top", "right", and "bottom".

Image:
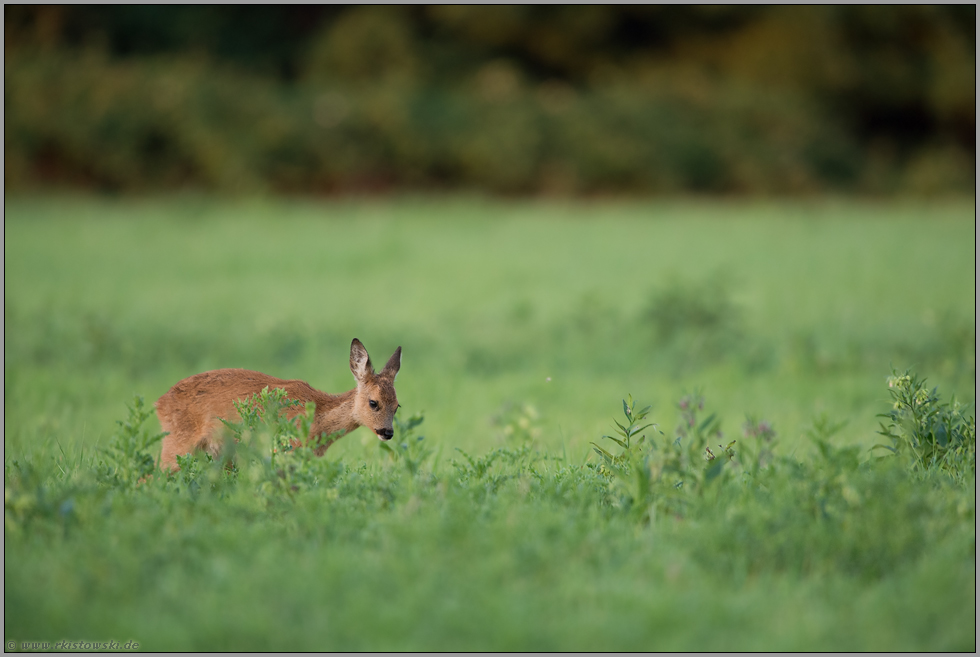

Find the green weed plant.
[{"left": 876, "top": 370, "right": 976, "bottom": 480}]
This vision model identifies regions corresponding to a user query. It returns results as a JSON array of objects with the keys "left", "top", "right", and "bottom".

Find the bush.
[
  {"left": 4, "top": 6, "right": 975, "bottom": 195},
  {"left": 875, "top": 370, "right": 976, "bottom": 480}
]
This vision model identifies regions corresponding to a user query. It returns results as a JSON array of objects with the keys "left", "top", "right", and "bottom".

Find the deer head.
[{"left": 349, "top": 338, "right": 401, "bottom": 441}]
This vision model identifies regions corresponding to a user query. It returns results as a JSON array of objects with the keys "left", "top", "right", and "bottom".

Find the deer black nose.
[{"left": 376, "top": 428, "right": 394, "bottom": 440}]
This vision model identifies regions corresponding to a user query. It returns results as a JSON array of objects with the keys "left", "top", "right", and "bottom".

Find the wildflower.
[{"left": 887, "top": 374, "right": 911, "bottom": 389}]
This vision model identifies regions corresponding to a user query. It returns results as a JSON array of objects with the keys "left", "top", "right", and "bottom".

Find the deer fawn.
[{"left": 155, "top": 338, "right": 401, "bottom": 472}]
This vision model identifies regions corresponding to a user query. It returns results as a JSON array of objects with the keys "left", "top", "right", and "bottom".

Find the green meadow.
[{"left": 4, "top": 196, "right": 976, "bottom": 651}]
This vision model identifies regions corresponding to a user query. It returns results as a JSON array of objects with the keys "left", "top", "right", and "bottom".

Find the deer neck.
[{"left": 311, "top": 388, "right": 360, "bottom": 438}]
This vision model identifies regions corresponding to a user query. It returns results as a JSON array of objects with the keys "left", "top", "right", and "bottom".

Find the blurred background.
[{"left": 5, "top": 5, "right": 975, "bottom": 197}]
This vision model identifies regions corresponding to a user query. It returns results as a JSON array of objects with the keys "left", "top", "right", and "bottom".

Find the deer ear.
[
  {"left": 349, "top": 338, "right": 374, "bottom": 382},
  {"left": 381, "top": 346, "right": 401, "bottom": 380}
]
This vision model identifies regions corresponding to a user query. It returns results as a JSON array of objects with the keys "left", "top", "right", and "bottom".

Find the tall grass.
[
  {"left": 4, "top": 196, "right": 976, "bottom": 650},
  {"left": 5, "top": 376, "right": 975, "bottom": 650}
]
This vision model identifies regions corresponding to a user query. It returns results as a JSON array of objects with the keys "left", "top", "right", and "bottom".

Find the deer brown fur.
[{"left": 155, "top": 338, "right": 401, "bottom": 472}]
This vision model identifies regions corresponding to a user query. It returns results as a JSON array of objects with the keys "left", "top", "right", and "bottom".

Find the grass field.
[{"left": 4, "top": 195, "right": 976, "bottom": 651}]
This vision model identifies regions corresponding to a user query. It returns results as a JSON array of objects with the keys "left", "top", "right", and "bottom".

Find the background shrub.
[{"left": 4, "top": 6, "right": 974, "bottom": 195}]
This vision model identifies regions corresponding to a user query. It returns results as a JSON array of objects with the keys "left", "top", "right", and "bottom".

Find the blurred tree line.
[{"left": 4, "top": 5, "right": 975, "bottom": 195}]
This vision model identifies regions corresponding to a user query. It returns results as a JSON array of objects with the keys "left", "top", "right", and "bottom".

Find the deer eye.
[{"left": 369, "top": 399, "right": 379, "bottom": 410}]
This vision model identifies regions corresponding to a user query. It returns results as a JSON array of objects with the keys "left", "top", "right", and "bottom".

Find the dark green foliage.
[
  {"left": 590, "top": 391, "right": 743, "bottom": 522},
  {"left": 4, "top": 6, "right": 974, "bottom": 194},
  {"left": 379, "top": 410, "right": 431, "bottom": 477},
  {"left": 96, "top": 395, "right": 167, "bottom": 489},
  {"left": 876, "top": 370, "right": 976, "bottom": 480},
  {"left": 645, "top": 275, "right": 741, "bottom": 344},
  {"left": 642, "top": 274, "right": 766, "bottom": 373},
  {"left": 591, "top": 393, "right": 657, "bottom": 466}
]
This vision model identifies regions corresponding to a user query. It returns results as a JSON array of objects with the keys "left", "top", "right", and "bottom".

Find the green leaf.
[
  {"left": 602, "top": 434, "right": 628, "bottom": 449},
  {"left": 697, "top": 413, "right": 718, "bottom": 434},
  {"left": 591, "top": 443, "right": 614, "bottom": 462},
  {"left": 634, "top": 462, "right": 651, "bottom": 502},
  {"left": 704, "top": 459, "right": 725, "bottom": 484}
]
